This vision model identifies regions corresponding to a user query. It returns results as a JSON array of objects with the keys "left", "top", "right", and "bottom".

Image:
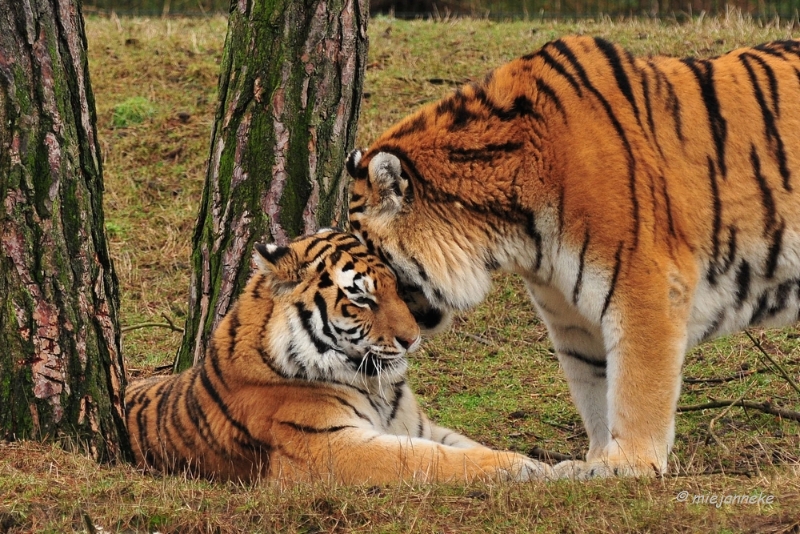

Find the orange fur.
[
  {"left": 125, "top": 230, "right": 550, "bottom": 484},
  {"left": 347, "top": 37, "right": 800, "bottom": 478}
]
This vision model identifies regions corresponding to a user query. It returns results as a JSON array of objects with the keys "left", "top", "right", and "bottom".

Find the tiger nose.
[{"left": 395, "top": 336, "right": 417, "bottom": 349}]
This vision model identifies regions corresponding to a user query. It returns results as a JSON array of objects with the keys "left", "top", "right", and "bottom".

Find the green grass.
[
  {"left": 111, "top": 96, "right": 157, "bottom": 127},
  {"left": 2, "top": 11, "right": 800, "bottom": 534}
]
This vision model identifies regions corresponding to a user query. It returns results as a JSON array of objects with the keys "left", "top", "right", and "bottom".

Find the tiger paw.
[
  {"left": 552, "top": 459, "right": 661, "bottom": 480},
  {"left": 499, "top": 457, "right": 555, "bottom": 482}
]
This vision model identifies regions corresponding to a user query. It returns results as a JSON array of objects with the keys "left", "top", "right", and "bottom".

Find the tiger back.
[
  {"left": 125, "top": 229, "right": 551, "bottom": 484},
  {"left": 346, "top": 38, "right": 800, "bottom": 479}
]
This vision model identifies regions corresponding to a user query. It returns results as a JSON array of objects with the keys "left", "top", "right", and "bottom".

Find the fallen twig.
[
  {"left": 528, "top": 446, "right": 574, "bottom": 463},
  {"left": 678, "top": 399, "right": 800, "bottom": 422},
  {"left": 745, "top": 330, "right": 800, "bottom": 395},
  {"left": 683, "top": 367, "right": 770, "bottom": 384},
  {"left": 121, "top": 313, "right": 184, "bottom": 334},
  {"left": 460, "top": 332, "right": 496, "bottom": 346}
]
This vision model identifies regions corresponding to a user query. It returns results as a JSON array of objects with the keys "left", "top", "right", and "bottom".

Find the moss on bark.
[
  {"left": 175, "top": 0, "right": 369, "bottom": 370},
  {"left": 0, "top": 0, "right": 129, "bottom": 462}
]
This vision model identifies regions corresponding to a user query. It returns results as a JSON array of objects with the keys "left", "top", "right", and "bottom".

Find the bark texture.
[
  {"left": 0, "top": 0, "right": 129, "bottom": 461},
  {"left": 175, "top": 0, "right": 369, "bottom": 370}
]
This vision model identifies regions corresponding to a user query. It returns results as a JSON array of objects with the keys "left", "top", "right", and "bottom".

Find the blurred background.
[{"left": 84, "top": 0, "right": 799, "bottom": 20}]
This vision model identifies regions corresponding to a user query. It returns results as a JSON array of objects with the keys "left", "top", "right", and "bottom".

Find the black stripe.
[
  {"left": 707, "top": 157, "right": 723, "bottom": 285},
  {"left": 447, "top": 141, "right": 524, "bottom": 162},
  {"left": 552, "top": 39, "right": 640, "bottom": 249},
  {"left": 295, "top": 301, "right": 332, "bottom": 354},
  {"left": 749, "top": 293, "right": 770, "bottom": 326},
  {"left": 524, "top": 210, "right": 543, "bottom": 271},
  {"left": 331, "top": 396, "right": 374, "bottom": 424},
  {"left": 199, "top": 368, "right": 269, "bottom": 451},
  {"left": 682, "top": 58, "right": 727, "bottom": 177},
  {"left": 304, "top": 237, "right": 332, "bottom": 260},
  {"left": 470, "top": 84, "right": 542, "bottom": 123},
  {"left": 640, "top": 70, "right": 665, "bottom": 160},
  {"left": 724, "top": 227, "right": 738, "bottom": 274},
  {"left": 531, "top": 48, "right": 583, "bottom": 96},
  {"left": 745, "top": 51, "right": 781, "bottom": 115},
  {"left": 660, "top": 174, "right": 676, "bottom": 237},
  {"left": 493, "top": 95, "right": 541, "bottom": 121},
  {"left": 155, "top": 376, "right": 183, "bottom": 466},
  {"left": 388, "top": 381, "right": 405, "bottom": 423},
  {"left": 187, "top": 371, "right": 229, "bottom": 458},
  {"left": 134, "top": 390, "right": 153, "bottom": 465},
  {"left": 734, "top": 261, "right": 751, "bottom": 309},
  {"left": 535, "top": 78, "right": 566, "bottom": 119},
  {"left": 663, "top": 72, "right": 684, "bottom": 143},
  {"left": 601, "top": 242, "right": 625, "bottom": 318},
  {"left": 594, "top": 38, "right": 642, "bottom": 128},
  {"left": 557, "top": 183, "right": 565, "bottom": 236},
  {"left": 250, "top": 273, "right": 270, "bottom": 301},
  {"left": 417, "top": 408, "right": 425, "bottom": 437},
  {"left": 740, "top": 53, "right": 791, "bottom": 190},
  {"left": 280, "top": 421, "right": 355, "bottom": 434},
  {"left": 561, "top": 349, "right": 606, "bottom": 369},
  {"left": 701, "top": 309, "right": 726, "bottom": 341},
  {"left": 572, "top": 227, "right": 590, "bottom": 305},
  {"left": 765, "top": 221, "right": 785, "bottom": 279},
  {"left": 647, "top": 60, "right": 684, "bottom": 143},
  {"left": 440, "top": 431, "right": 457, "bottom": 446},
  {"left": 773, "top": 280, "right": 796, "bottom": 315},
  {"left": 750, "top": 146, "right": 778, "bottom": 233},
  {"left": 438, "top": 88, "right": 479, "bottom": 130},
  {"left": 254, "top": 243, "right": 289, "bottom": 265},
  {"left": 389, "top": 114, "right": 428, "bottom": 140}
]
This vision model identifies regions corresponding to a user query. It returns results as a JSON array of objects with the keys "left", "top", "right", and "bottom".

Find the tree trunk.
[
  {"left": 174, "top": 0, "right": 369, "bottom": 370},
  {"left": 0, "top": 0, "right": 129, "bottom": 461}
]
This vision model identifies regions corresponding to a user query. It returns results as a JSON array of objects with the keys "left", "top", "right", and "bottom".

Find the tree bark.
[
  {"left": 175, "top": 0, "right": 369, "bottom": 370},
  {"left": 0, "top": 0, "right": 129, "bottom": 461}
]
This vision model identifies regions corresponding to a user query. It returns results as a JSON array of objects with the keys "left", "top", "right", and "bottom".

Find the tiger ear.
[
  {"left": 253, "top": 243, "right": 301, "bottom": 293},
  {"left": 345, "top": 149, "right": 363, "bottom": 178},
  {"left": 366, "top": 152, "right": 412, "bottom": 215}
]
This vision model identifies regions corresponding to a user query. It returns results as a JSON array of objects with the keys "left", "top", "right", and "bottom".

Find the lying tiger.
[
  {"left": 125, "top": 229, "right": 551, "bottom": 484},
  {"left": 346, "top": 37, "right": 800, "bottom": 479}
]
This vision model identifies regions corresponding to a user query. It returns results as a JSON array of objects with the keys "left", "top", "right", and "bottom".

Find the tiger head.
[
  {"left": 250, "top": 229, "right": 421, "bottom": 387},
  {"left": 346, "top": 140, "right": 530, "bottom": 335}
]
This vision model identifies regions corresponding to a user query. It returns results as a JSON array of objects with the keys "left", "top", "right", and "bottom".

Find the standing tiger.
[
  {"left": 346, "top": 37, "right": 800, "bottom": 479},
  {"left": 125, "top": 229, "right": 550, "bottom": 484}
]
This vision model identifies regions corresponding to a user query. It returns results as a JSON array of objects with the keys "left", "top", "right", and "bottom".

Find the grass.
[{"left": 2, "top": 10, "right": 800, "bottom": 533}]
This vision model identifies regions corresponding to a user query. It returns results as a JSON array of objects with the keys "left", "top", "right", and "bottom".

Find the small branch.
[
  {"left": 678, "top": 399, "right": 800, "bottom": 422},
  {"left": 745, "top": 330, "right": 800, "bottom": 395},
  {"left": 121, "top": 321, "right": 184, "bottom": 334},
  {"left": 709, "top": 379, "right": 758, "bottom": 452},
  {"left": 528, "top": 446, "right": 574, "bottom": 463},
  {"left": 684, "top": 368, "right": 770, "bottom": 384},
  {"left": 161, "top": 312, "right": 182, "bottom": 331},
  {"left": 460, "top": 332, "right": 496, "bottom": 346}
]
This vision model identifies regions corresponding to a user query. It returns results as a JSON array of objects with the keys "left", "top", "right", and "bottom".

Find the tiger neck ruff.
[{"left": 347, "top": 37, "right": 800, "bottom": 479}]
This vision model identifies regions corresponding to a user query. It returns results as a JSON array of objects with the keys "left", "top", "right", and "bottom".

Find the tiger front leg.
[
  {"left": 427, "top": 421, "right": 484, "bottom": 449},
  {"left": 553, "top": 275, "right": 691, "bottom": 480},
  {"left": 274, "top": 428, "right": 553, "bottom": 485}
]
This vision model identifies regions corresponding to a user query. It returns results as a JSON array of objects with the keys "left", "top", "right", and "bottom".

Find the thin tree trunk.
[
  {"left": 0, "top": 0, "right": 129, "bottom": 461},
  {"left": 175, "top": 0, "right": 369, "bottom": 370}
]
